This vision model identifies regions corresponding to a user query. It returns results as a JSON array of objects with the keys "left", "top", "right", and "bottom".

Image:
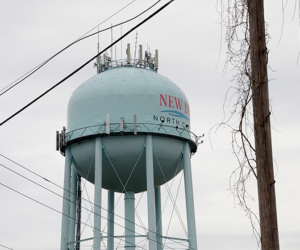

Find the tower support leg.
[
  {"left": 94, "top": 138, "right": 103, "bottom": 250},
  {"left": 125, "top": 191, "right": 135, "bottom": 249},
  {"left": 183, "top": 142, "right": 197, "bottom": 250},
  {"left": 107, "top": 190, "right": 115, "bottom": 250},
  {"left": 155, "top": 187, "right": 163, "bottom": 250},
  {"left": 146, "top": 135, "right": 157, "bottom": 250},
  {"left": 60, "top": 148, "right": 72, "bottom": 250},
  {"left": 69, "top": 166, "right": 78, "bottom": 246}
]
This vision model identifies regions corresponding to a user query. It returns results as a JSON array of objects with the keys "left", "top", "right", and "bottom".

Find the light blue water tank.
[{"left": 66, "top": 67, "right": 197, "bottom": 193}]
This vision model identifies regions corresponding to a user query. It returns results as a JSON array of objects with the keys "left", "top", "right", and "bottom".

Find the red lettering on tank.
[
  {"left": 174, "top": 97, "right": 183, "bottom": 110},
  {"left": 160, "top": 93, "right": 185, "bottom": 112},
  {"left": 184, "top": 101, "right": 190, "bottom": 116},
  {"left": 168, "top": 95, "right": 174, "bottom": 108},
  {"left": 160, "top": 94, "right": 167, "bottom": 106}
]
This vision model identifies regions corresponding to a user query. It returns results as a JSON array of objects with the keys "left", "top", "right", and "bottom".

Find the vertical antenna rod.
[
  {"left": 115, "top": 27, "right": 117, "bottom": 62},
  {"left": 127, "top": 43, "right": 131, "bottom": 64},
  {"left": 102, "top": 54, "right": 106, "bottom": 68},
  {"left": 155, "top": 49, "right": 158, "bottom": 70},
  {"left": 111, "top": 24, "right": 113, "bottom": 61},
  {"left": 134, "top": 31, "right": 138, "bottom": 61},
  {"left": 121, "top": 21, "right": 122, "bottom": 64},
  {"left": 97, "top": 28, "right": 100, "bottom": 73},
  {"left": 139, "top": 45, "right": 143, "bottom": 66}
]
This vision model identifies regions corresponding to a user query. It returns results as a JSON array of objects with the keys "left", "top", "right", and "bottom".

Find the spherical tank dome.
[
  {"left": 68, "top": 67, "right": 191, "bottom": 131},
  {"left": 66, "top": 67, "right": 195, "bottom": 193}
]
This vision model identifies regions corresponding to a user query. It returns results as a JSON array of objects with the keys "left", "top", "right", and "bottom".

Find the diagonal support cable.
[
  {"left": 163, "top": 172, "right": 186, "bottom": 249},
  {"left": 79, "top": 158, "right": 95, "bottom": 235},
  {"left": 153, "top": 151, "right": 188, "bottom": 237},
  {"left": 103, "top": 146, "right": 148, "bottom": 234},
  {"left": 157, "top": 152, "right": 183, "bottom": 232}
]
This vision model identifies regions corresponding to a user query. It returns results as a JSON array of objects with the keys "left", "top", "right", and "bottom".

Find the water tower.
[{"left": 57, "top": 44, "right": 201, "bottom": 250}]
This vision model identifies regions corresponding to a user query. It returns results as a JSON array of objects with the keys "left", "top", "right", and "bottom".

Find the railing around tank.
[
  {"left": 65, "top": 122, "right": 202, "bottom": 146},
  {"left": 97, "top": 58, "right": 157, "bottom": 73},
  {"left": 57, "top": 123, "right": 203, "bottom": 155}
]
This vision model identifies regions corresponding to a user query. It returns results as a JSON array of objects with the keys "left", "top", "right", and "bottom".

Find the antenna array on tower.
[{"left": 96, "top": 43, "right": 158, "bottom": 74}]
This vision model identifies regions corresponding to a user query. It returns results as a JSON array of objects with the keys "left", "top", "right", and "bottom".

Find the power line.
[
  {"left": 0, "top": 181, "right": 184, "bottom": 250},
  {"left": 0, "top": 0, "right": 161, "bottom": 96},
  {"left": 0, "top": 0, "right": 135, "bottom": 95},
  {"left": 0, "top": 0, "right": 138, "bottom": 95},
  {"left": 0, "top": 0, "right": 173, "bottom": 127},
  {"left": 0, "top": 153, "right": 148, "bottom": 244},
  {"left": 0, "top": 161, "right": 145, "bottom": 234},
  {"left": 0, "top": 152, "right": 150, "bottom": 244},
  {"left": 0, "top": 244, "right": 14, "bottom": 250},
  {"left": 0, "top": 150, "right": 191, "bottom": 249},
  {"left": 0, "top": 182, "right": 147, "bottom": 250}
]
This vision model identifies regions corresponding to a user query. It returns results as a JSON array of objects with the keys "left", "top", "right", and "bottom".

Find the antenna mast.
[
  {"left": 134, "top": 31, "right": 138, "bottom": 62},
  {"left": 97, "top": 28, "right": 100, "bottom": 73},
  {"left": 139, "top": 45, "right": 143, "bottom": 66},
  {"left": 111, "top": 24, "right": 113, "bottom": 61},
  {"left": 121, "top": 21, "right": 122, "bottom": 64},
  {"left": 115, "top": 28, "right": 117, "bottom": 61}
]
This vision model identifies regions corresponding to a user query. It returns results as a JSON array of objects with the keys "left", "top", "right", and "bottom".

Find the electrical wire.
[
  {"left": 0, "top": 244, "right": 14, "bottom": 250},
  {"left": 0, "top": 0, "right": 161, "bottom": 96},
  {"left": 0, "top": 168, "right": 184, "bottom": 250},
  {"left": 0, "top": 162, "right": 143, "bottom": 240},
  {"left": 0, "top": 0, "right": 136, "bottom": 95},
  {"left": 0, "top": 150, "right": 192, "bottom": 249},
  {"left": 0, "top": 0, "right": 173, "bottom": 127},
  {"left": 0, "top": 182, "right": 151, "bottom": 250},
  {"left": 0, "top": 159, "right": 126, "bottom": 226}
]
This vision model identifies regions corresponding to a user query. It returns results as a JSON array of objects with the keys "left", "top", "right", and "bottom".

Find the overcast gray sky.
[{"left": 0, "top": 1, "right": 299, "bottom": 250}]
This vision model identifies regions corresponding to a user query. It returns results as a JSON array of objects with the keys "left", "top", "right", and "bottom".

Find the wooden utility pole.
[{"left": 247, "top": 1, "right": 280, "bottom": 249}]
